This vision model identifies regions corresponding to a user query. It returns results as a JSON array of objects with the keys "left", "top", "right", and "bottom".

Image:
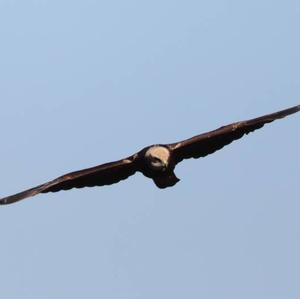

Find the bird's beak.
[{"left": 162, "top": 160, "right": 168, "bottom": 171}]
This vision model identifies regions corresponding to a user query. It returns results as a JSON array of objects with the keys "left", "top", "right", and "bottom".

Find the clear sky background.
[{"left": 0, "top": 1, "right": 299, "bottom": 298}]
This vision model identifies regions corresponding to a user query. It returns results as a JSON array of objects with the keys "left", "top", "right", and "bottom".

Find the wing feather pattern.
[
  {"left": 0, "top": 155, "right": 140, "bottom": 205},
  {"left": 169, "top": 105, "right": 300, "bottom": 163}
]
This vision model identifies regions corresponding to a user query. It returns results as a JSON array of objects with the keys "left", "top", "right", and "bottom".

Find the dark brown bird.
[{"left": 1, "top": 105, "right": 299, "bottom": 205}]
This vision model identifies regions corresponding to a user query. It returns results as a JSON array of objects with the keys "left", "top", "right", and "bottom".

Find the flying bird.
[{"left": 1, "top": 104, "right": 299, "bottom": 205}]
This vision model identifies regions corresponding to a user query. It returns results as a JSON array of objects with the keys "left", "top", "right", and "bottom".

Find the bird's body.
[{"left": 1, "top": 104, "right": 299, "bottom": 205}]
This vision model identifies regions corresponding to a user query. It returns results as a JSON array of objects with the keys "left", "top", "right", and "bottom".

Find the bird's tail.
[{"left": 153, "top": 171, "right": 180, "bottom": 189}]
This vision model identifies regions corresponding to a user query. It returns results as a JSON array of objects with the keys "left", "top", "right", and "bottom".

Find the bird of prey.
[{"left": 0, "top": 104, "right": 299, "bottom": 205}]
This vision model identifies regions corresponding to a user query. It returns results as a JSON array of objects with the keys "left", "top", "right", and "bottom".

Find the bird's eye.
[{"left": 152, "top": 157, "right": 161, "bottom": 163}]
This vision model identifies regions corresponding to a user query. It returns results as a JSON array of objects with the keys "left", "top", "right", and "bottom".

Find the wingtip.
[
  {"left": 262, "top": 104, "right": 300, "bottom": 121},
  {"left": 0, "top": 198, "right": 10, "bottom": 205},
  {"left": 284, "top": 104, "right": 300, "bottom": 118},
  {"left": 0, "top": 194, "right": 24, "bottom": 205},
  {"left": 0, "top": 185, "right": 44, "bottom": 205},
  {"left": 0, "top": 194, "right": 23, "bottom": 205}
]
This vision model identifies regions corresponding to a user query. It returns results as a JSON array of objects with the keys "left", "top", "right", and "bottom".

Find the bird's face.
[{"left": 145, "top": 146, "right": 170, "bottom": 172}]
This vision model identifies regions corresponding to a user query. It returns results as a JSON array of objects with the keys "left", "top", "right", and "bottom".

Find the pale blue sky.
[{"left": 0, "top": 1, "right": 299, "bottom": 298}]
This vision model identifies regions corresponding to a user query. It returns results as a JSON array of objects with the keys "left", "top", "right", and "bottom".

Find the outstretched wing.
[
  {"left": 0, "top": 155, "right": 140, "bottom": 205},
  {"left": 169, "top": 105, "right": 300, "bottom": 164}
]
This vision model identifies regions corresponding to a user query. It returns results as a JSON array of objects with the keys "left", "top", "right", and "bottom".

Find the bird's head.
[{"left": 145, "top": 146, "right": 170, "bottom": 171}]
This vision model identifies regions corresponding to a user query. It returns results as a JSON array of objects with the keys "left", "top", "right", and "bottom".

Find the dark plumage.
[{"left": 1, "top": 104, "right": 299, "bottom": 205}]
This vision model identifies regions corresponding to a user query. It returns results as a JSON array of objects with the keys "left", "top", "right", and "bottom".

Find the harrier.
[{"left": 1, "top": 105, "right": 299, "bottom": 205}]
